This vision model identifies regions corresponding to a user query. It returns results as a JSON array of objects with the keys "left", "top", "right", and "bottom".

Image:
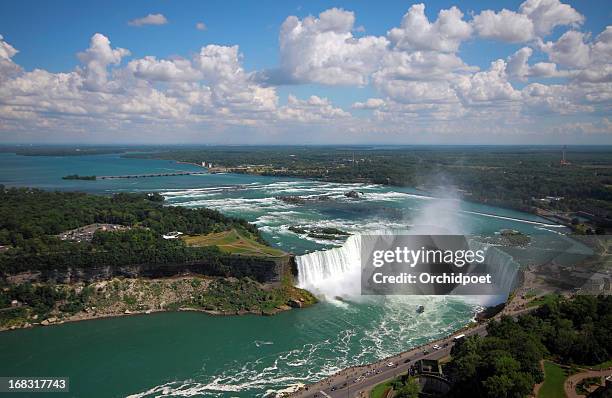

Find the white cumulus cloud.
[
  {"left": 77, "top": 33, "right": 130, "bottom": 91},
  {"left": 540, "top": 30, "right": 591, "bottom": 68},
  {"left": 260, "top": 8, "right": 388, "bottom": 86},
  {"left": 388, "top": 3, "right": 472, "bottom": 53},
  {"left": 473, "top": 9, "right": 535, "bottom": 42},
  {"left": 127, "top": 56, "right": 201, "bottom": 82},
  {"left": 128, "top": 13, "right": 168, "bottom": 27},
  {"left": 473, "top": 0, "right": 584, "bottom": 43},
  {"left": 519, "top": 0, "right": 584, "bottom": 37},
  {"left": 506, "top": 47, "right": 562, "bottom": 80}
]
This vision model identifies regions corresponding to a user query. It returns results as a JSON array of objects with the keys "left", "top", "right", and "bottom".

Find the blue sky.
[{"left": 0, "top": 0, "right": 610, "bottom": 144}]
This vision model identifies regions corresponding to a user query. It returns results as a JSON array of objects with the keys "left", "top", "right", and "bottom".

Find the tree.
[
  {"left": 483, "top": 372, "right": 533, "bottom": 398},
  {"left": 395, "top": 377, "right": 419, "bottom": 398}
]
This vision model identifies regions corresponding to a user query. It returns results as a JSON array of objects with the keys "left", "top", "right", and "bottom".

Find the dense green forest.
[
  {"left": 446, "top": 295, "right": 612, "bottom": 398},
  {"left": 127, "top": 146, "right": 612, "bottom": 219},
  {"left": 0, "top": 187, "right": 260, "bottom": 273}
]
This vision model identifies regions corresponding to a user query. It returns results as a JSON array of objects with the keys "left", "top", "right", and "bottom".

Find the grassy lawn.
[
  {"left": 528, "top": 294, "right": 561, "bottom": 308},
  {"left": 183, "top": 229, "right": 286, "bottom": 257},
  {"left": 370, "top": 380, "right": 393, "bottom": 398},
  {"left": 538, "top": 361, "right": 567, "bottom": 398}
]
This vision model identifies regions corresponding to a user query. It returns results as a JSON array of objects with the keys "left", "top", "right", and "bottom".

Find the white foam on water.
[
  {"left": 363, "top": 191, "right": 427, "bottom": 202},
  {"left": 254, "top": 211, "right": 304, "bottom": 226},
  {"left": 461, "top": 209, "right": 565, "bottom": 227},
  {"left": 180, "top": 197, "right": 295, "bottom": 213},
  {"left": 535, "top": 226, "right": 567, "bottom": 235},
  {"left": 127, "top": 295, "right": 478, "bottom": 398},
  {"left": 161, "top": 183, "right": 263, "bottom": 198}
]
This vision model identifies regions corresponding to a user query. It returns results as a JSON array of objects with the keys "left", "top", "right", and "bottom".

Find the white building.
[{"left": 162, "top": 231, "right": 184, "bottom": 240}]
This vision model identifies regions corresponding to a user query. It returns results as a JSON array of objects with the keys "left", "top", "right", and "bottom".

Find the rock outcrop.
[
  {"left": 4, "top": 255, "right": 298, "bottom": 286},
  {"left": 344, "top": 190, "right": 363, "bottom": 199}
]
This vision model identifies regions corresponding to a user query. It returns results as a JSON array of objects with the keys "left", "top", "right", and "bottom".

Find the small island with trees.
[{"left": 62, "top": 174, "right": 97, "bottom": 180}]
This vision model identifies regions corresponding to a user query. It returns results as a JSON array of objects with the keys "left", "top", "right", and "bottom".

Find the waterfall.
[
  {"left": 296, "top": 234, "right": 522, "bottom": 301},
  {"left": 295, "top": 195, "right": 467, "bottom": 300},
  {"left": 465, "top": 240, "right": 521, "bottom": 299},
  {"left": 296, "top": 234, "right": 363, "bottom": 298},
  {"left": 482, "top": 246, "right": 521, "bottom": 295}
]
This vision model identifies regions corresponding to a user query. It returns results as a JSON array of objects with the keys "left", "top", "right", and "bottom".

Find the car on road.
[
  {"left": 433, "top": 344, "right": 441, "bottom": 350},
  {"left": 386, "top": 362, "right": 394, "bottom": 367},
  {"left": 453, "top": 334, "right": 466, "bottom": 342}
]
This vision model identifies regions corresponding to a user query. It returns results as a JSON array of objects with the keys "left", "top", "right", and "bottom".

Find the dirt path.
[
  {"left": 532, "top": 360, "right": 545, "bottom": 397},
  {"left": 564, "top": 368, "right": 612, "bottom": 398}
]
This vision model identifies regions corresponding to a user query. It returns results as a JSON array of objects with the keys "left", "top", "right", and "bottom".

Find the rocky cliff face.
[{"left": 4, "top": 255, "right": 297, "bottom": 285}]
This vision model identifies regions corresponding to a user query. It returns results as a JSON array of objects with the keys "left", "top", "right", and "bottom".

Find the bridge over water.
[{"left": 97, "top": 171, "right": 208, "bottom": 179}]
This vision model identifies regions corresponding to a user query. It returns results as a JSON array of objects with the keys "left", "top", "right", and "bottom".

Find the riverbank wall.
[{"left": 3, "top": 255, "right": 297, "bottom": 285}]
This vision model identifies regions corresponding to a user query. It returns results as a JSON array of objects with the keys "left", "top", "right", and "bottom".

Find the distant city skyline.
[{"left": 0, "top": 0, "right": 611, "bottom": 144}]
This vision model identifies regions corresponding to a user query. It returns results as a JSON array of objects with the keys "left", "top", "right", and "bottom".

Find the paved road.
[
  {"left": 564, "top": 368, "right": 612, "bottom": 398},
  {"left": 291, "top": 325, "right": 487, "bottom": 398}
]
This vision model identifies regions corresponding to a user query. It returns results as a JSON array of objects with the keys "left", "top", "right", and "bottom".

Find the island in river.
[{"left": 0, "top": 187, "right": 316, "bottom": 331}]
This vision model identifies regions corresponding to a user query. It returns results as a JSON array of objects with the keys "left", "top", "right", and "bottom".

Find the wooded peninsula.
[{"left": 0, "top": 187, "right": 315, "bottom": 330}]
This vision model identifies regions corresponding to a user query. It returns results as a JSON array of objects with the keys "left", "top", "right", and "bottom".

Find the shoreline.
[
  {"left": 0, "top": 304, "right": 300, "bottom": 333},
  {"left": 0, "top": 274, "right": 314, "bottom": 333},
  {"left": 175, "top": 160, "right": 207, "bottom": 168},
  {"left": 0, "top": 299, "right": 301, "bottom": 333}
]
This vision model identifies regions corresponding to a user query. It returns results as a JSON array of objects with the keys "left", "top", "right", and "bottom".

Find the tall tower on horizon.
[{"left": 560, "top": 145, "right": 571, "bottom": 166}]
